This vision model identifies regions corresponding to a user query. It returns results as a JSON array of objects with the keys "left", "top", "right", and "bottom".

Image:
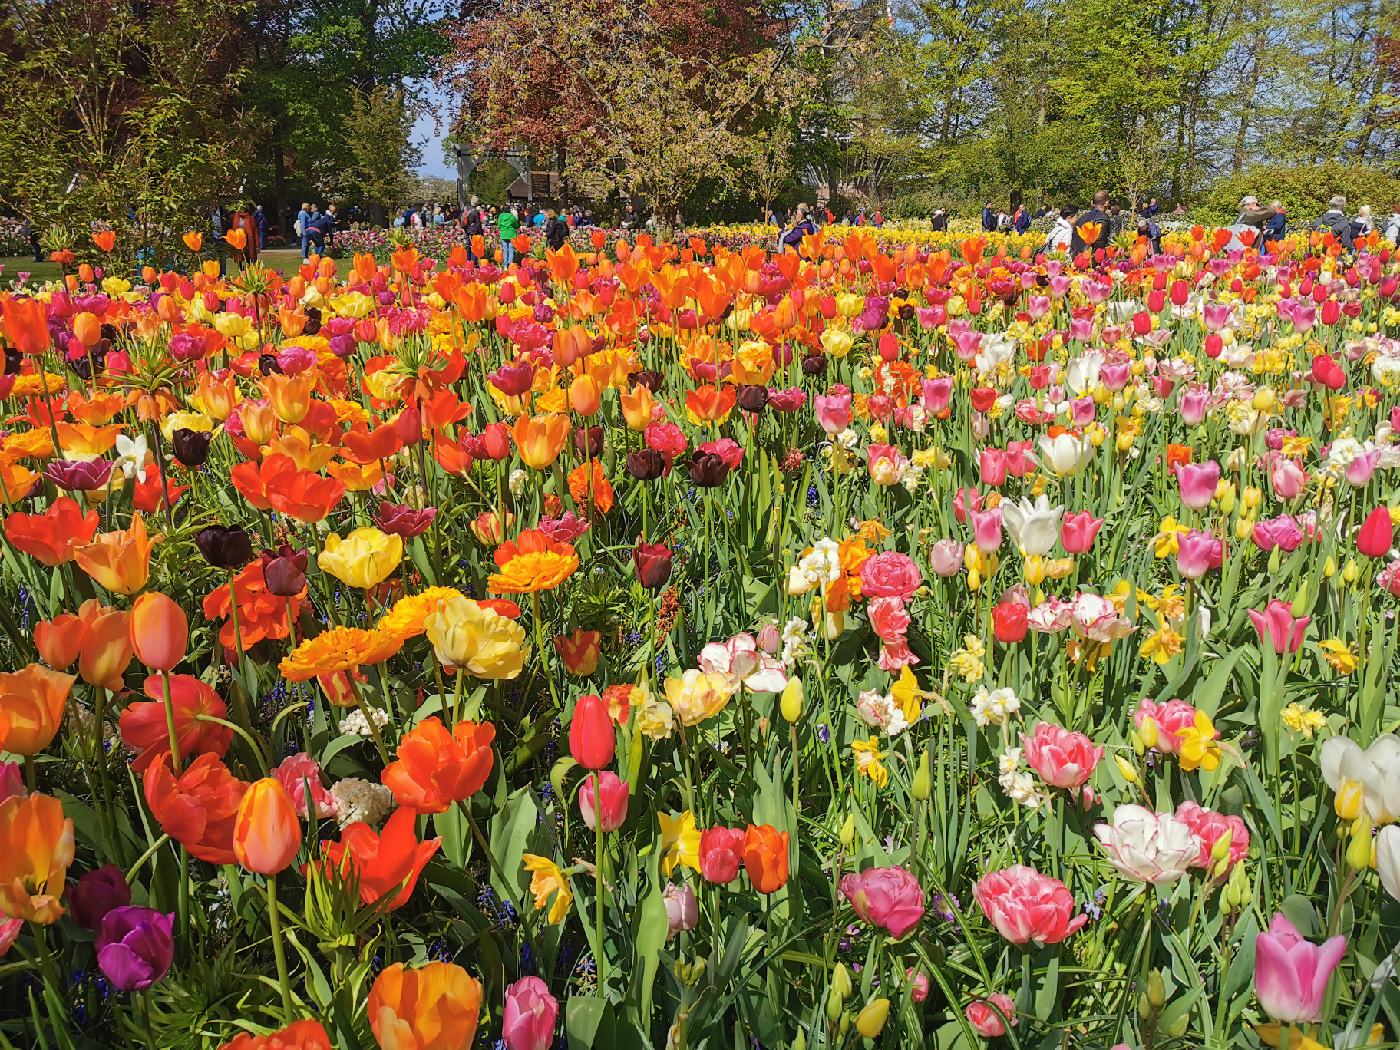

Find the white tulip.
[{"left": 1094, "top": 805, "right": 1200, "bottom": 885}]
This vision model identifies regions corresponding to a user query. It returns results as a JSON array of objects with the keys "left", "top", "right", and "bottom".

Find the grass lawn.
[{"left": 1, "top": 248, "right": 359, "bottom": 286}]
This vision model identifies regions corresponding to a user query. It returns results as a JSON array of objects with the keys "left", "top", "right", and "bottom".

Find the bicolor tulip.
[{"left": 232, "top": 778, "right": 300, "bottom": 875}]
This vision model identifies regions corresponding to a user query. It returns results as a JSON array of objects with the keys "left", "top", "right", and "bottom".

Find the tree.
[
  {"left": 334, "top": 85, "right": 421, "bottom": 222},
  {"left": 0, "top": 0, "right": 249, "bottom": 261}
]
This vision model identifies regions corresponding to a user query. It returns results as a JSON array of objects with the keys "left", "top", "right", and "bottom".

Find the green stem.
[{"left": 267, "top": 872, "right": 294, "bottom": 1017}]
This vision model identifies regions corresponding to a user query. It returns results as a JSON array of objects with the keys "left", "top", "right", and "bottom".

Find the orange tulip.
[
  {"left": 0, "top": 794, "right": 74, "bottom": 923},
  {"left": 0, "top": 664, "right": 74, "bottom": 756},
  {"left": 91, "top": 230, "right": 116, "bottom": 253},
  {"left": 219, "top": 1019, "right": 333, "bottom": 1050},
  {"left": 569, "top": 374, "right": 601, "bottom": 416},
  {"left": 1, "top": 296, "right": 51, "bottom": 355},
  {"left": 368, "top": 961, "right": 482, "bottom": 1050},
  {"left": 36, "top": 599, "right": 133, "bottom": 691},
  {"left": 74, "top": 513, "right": 158, "bottom": 595},
  {"left": 182, "top": 231, "right": 204, "bottom": 253},
  {"left": 684, "top": 386, "right": 736, "bottom": 426},
  {"left": 4, "top": 497, "right": 100, "bottom": 566},
  {"left": 224, "top": 228, "right": 247, "bottom": 252},
  {"left": 71, "top": 312, "right": 102, "bottom": 348},
  {"left": 195, "top": 372, "right": 241, "bottom": 421},
  {"left": 742, "top": 824, "right": 789, "bottom": 893},
  {"left": 511, "top": 413, "right": 569, "bottom": 470},
  {"left": 130, "top": 592, "right": 188, "bottom": 671},
  {"left": 232, "top": 778, "right": 300, "bottom": 875},
  {"left": 263, "top": 372, "right": 316, "bottom": 425},
  {"left": 488, "top": 530, "right": 579, "bottom": 594},
  {"left": 382, "top": 717, "right": 496, "bottom": 814}
]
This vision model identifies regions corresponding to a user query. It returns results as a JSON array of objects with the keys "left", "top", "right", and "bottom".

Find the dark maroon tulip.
[
  {"left": 172, "top": 428, "right": 213, "bottom": 467},
  {"left": 70, "top": 864, "right": 131, "bottom": 931},
  {"left": 633, "top": 541, "right": 673, "bottom": 590},
  {"left": 626, "top": 449, "right": 665, "bottom": 481},
  {"left": 574, "top": 426, "right": 604, "bottom": 458},
  {"left": 736, "top": 385, "right": 768, "bottom": 412},
  {"left": 261, "top": 545, "right": 308, "bottom": 596},
  {"left": 630, "top": 370, "right": 664, "bottom": 392},
  {"left": 801, "top": 353, "right": 827, "bottom": 377},
  {"left": 375, "top": 502, "right": 437, "bottom": 539},
  {"left": 687, "top": 451, "right": 729, "bottom": 488},
  {"left": 195, "top": 526, "right": 254, "bottom": 570}
]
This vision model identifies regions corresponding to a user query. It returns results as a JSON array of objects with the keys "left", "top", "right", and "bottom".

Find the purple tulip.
[
  {"left": 44, "top": 458, "right": 114, "bottom": 492},
  {"left": 96, "top": 907, "right": 175, "bottom": 991},
  {"left": 70, "top": 865, "right": 131, "bottom": 931}
]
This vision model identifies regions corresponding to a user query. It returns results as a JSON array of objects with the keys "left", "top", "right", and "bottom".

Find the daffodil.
[
  {"left": 658, "top": 811, "right": 700, "bottom": 876},
  {"left": 522, "top": 854, "right": 573, "bottom": 925}
]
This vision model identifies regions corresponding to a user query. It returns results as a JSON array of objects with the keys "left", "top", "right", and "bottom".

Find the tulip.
[
  {"left": 320, "top": 807, "right": 441, "bottom": 911},
  {"left": 855, "top": 998, "right": 890, "bottom": 1038},
  {"left": 129, "top": 591, "right": 188, "bottom": 671},
  {"left": 218, "top": 1020, "right": 333, "bottom": 1050},
  {"left": 368, "top": 961, "right": 482, "bottom": 1049},
  {"left": 1000, "top": 495, "right": 1063, "bottom": 556},
  {"left": 928, "top": 538, "right": 963, "bottom": 576},
  {"left": 261, "top": 545, "right": 309, "bottom": 596},
  {"left": 626, "top": 448, "right": 665, "bottom": 481},
  {"left": 839, "top": 865, "right": 925, "bottom": 937},
  {"left": 742, "top": 824, "right": 789, "bottom": 893},
  {"left": 0, "top": 664, "right": 74, "bottom": 756},
  {"left": 780, "top": 677, "right": 804, "bottom": 722},
  {"left": 70, "top": 864, "right": 132, "bottom": 931},
  {"left": 424, "top": 596, "right": 526, "bottom": 680},
  {"left": 1357, "top": 506, "right": 1394, "bottom": 558},
  {"left": 513, "top": 413, "right": 569, "bottom": 469},
  {"left": 172, "top": 428, "right": 213, "bottom": 467},
  {"left": 1175, "top": 460, "right": 1219, "bottom": 510},
  {"left": 992, "top": 601, "right": 1029, "bottom": 643},
  {"left": 553, "top": 629, "right": 602, "bottom": 676},
  {"left": 579, "top": 771, "right": 629, "bottom": 832},
  {"left": 503, "top": 977, "right": 559, "bottom": 1050},
  {"left": 1022, "top": 722, "right": 1102, "bottom": 789},
  {"left": 569, "top": 694, "right": 615, "bottom": 769},
  {"left": 1254, "top": 913, "right": 1346, "bottom": 1024},
  {"left": 1248, "top": 599, "right": 1310, "bottom": 654},
  {"left": 0, "top": 763, "right": 22, "bottom": 805},
  {"left": 973, "top": 865, "right": 1087, "bottom": 946},
  {"left": 699, "top": 826, "right": 745, "bottom": 884},
  {"left": 633, "top": 541, "right": 673, "bottom": 590},
  {"left": 1093, "top": 805, "right": 1199, "bottom": 884},
  {"left": 318, "top": 527, "right": 403, "bottom": 589},
  {"left": 1377, "top": 825, "right": 1400, "bottom": 901},
  {"left": 232, "top": 778, "right": 300, "bottom": 875},
  {"left": 966, "top": 993, "right": 1018, "bottom": 1037},
  {"left": 96, "top": 906, "right": 175, "bottom": 991},
  {"left": 664, "top": 882, "right": 698, "bottom": 937},
  {"left": 1060, "top": 511, "right": 1104, "bottom": 554},
  {"left": 195, "top": 526, "right": 255, "bottom": 570},
  {"left": 0, "top": 793, "right": 75, "bottom": 923},
  {"left": 74, "top": 513, "right": 158, "bottom": 595},
  {"left": 4, "top": 497, "right": 100, "bottom": 566},
  {"left": 375, "top": 502, "right": 437, "bottom": 539},
  {"left": 968, "top": 507, "right": 1003, "bottom": 552},
  {"left": 1175, "top": 528, "right": 1222, "bottom": 579}
]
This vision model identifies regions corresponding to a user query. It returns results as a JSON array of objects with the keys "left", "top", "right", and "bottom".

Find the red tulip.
[
  {"left": 579, "top": 772, "right": 629, "bottom": 832},
  {"left": 1357, "top": 506, "right": 1394, "bottom": 558},
  {"left": 568, "top": 694, "right": 615, "bottom": 770},
  {"left": 992, "top": 602, "right": 1028, "bottom": 644}
]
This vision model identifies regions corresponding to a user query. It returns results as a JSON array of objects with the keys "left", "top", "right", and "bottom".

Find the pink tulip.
[
  {"left": 0, "top": 762, "right": 24, "bottom": 805},
  {"left": 1248, "top": 599, "right": 1310, "bottom": 654},
  {"left": 906, "top": 968, "right": 930, "bottom": 1003},
  {"left": 922, "top": 376, "right": 953, "bottom": 414},
  {"left": 966, "top": 993, "right": 1017, "bottom": 1037},
  {"left": 839, "top": 865, "right": 925, "bottom": 938},
  {"left": 1060, "top": 511, "right": 1104, "bottom": 554},
  {"left": 968, "top": 507, "right": 1003, "bottom": 553},
  {"left": 1254, "top": 913, "right": 1346, "bottom": 1024},
  {"left": 1175, "top": 528, "right": 1222, "bottom": 579},
  {"left": 929, "top": 538, "right": 964, "bottom": 577},
  {"left": 503, "top": 976, "right": 559, "bottom": 1050},
  {"left": 1344, "top": 450, "right": 1380, "bottom": 487},
  {"left": 579, "top": 771, "right": 629, "bottom": 832},
  {"left": 1099, "top": 362, "right": 1131, "bottom": 391},
  {"left": 664, "top": 882, "right": 698, "bottom": 937},
  {"left": 1179, "top": 386, "right": 1209, "bottom": 426},
  {"left": 1175, "top": 801, "right": 1249, "bottom": 871},
  {"left": 973, "top": 865, "right": 1087, "bottom": 946},
  {"left": 979, "top": 448, "right": 1008, "bottom": 487},
  {"left": 814, "top": 389, "right": 852, "bottom": 435},
  {"left": 1175, "top": 460, "right": 1219, "bottom": 510},
  {"left": 1269, "top": 456, "right": 1306, "bottom": 500},
  {"left": 1022, "top": 722, "right": 1103, "bottom": 789},
  {"left": 1134, "top": 699, "right": 1200, "bottom": 755}
]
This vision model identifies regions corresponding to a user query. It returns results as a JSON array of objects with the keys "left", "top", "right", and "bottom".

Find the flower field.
[{"left": 0, "top": 222, "right": 1397, "bottom": 1049}]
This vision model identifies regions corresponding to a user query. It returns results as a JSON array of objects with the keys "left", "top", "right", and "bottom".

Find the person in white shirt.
[{"left": 1046, "top": 206, "right": 1075, "bottom": 252}]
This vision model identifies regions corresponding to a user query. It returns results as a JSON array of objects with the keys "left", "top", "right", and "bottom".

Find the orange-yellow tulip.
[
  {"left": 569, "top": 374, "right": 601, "bottom": 417},
  {"left": 232, "top": 778, "right": 300, "bottom": 875},
  {"left": 195, "top": 372, "right": 241, "bottom": 421},
  {"left": 511, "top": 413, "right": 568, "bottom": 470},
  {"left": 224, "top": 228, "right": 247, "bottom": 252},
  {"left": 368, "top": 961, "right": 482, "bottom": 1050},
  {"left": 74, "top": 513, "right": 158, "bottom": 595},
  {"left": 71, "top": 312, "right": 102, "bottom": 348},
  {"left": 619, "top": 384, "right": 654, "bottom": 431},
  {"left": 0, "top": 664, "right": 74, "bottom": 756},
  {"left": 263, "top": 372, "right": 316, "bottom": 425},
  {"left": 0, "top": 793, "right": 75, "bottom": 923},
  {"left": 182, "top": 231, "right": 204, "bottom": 252},
  {"left": 129, "top": 591, "right": 188, "bottom": 671}
]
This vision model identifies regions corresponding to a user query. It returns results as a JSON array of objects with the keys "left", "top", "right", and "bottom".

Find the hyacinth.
[{"left": 0, "top": 217, "right": 1395, "bottom": 1046}]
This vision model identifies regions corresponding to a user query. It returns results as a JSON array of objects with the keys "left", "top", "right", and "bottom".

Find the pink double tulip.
[
  {"left": 966, "top": 993, "right": 1017, "bottom": 1037},
  {"left": 973, "top": 865, "right": 1087, "bottom": 946},
  {"left": 839, "top": 865, "right": 925, "bottom": 938},
  {"left": 1248, "top": 600, "right": 1310, "bottom": 654},
  {"left": 1254, "top": 913, "right": 1346, "bottom": 1024},
  {"left": 1022, "top": 722, "right": 1103, "bottom": 789}
]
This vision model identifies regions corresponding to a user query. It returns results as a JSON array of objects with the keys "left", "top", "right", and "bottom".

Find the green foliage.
[{"left": 1195, "top": 162, "right": 1400, "bottom": 224}]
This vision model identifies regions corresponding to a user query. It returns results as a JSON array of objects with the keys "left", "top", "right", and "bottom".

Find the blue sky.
[{"left": 413, "top": 84, "right": 457, "bottom": 179}]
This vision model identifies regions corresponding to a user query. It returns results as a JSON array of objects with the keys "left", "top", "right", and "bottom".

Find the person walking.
[
  {"left": 544, "top": 209, "right": 569, "bottom": 251},
  {"left": 296, "top": 202, "right": 311, "bottom": 261},
  {"left": 1313, "top": 196, "right": 1351, "bottom": 243},
  {"left": 498, "top": 204, "right": 520, "bottom": 267},
  {"left": 462, "top": 196, "right": 484, "bottom": 260},
  {"left": 1384, "top": 203, "right": 1400, "bottom": 245},
  {"left": 1069, "top": 191, "right": 1112, "bottom": 254},
  {"left": 981, "top": 201, "right": 996, "bottom": 232},
  {"left": 253, "top": 205, "right": 267, "bottom": 256}
]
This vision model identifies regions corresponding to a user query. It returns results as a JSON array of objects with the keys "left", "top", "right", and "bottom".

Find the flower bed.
[{"left": 0, "top": 222, "right": 1396, "bottom": 1047}]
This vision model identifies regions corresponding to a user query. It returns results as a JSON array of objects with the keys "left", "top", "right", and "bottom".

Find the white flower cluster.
[
  {"left": 997, "top": 747, "right": 1043, "bottom": 809},
  {"left": 340, "top": 706, "right": 389, "bottom": 738},
  {"left": 970, "top": 686, "right": 1020, "bottom": 727},
  {"left": 329, "top": 778, "right": 394, "bottom": 828}
]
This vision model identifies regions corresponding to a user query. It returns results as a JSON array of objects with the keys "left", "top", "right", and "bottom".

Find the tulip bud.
[
  {"left": 1164, "top": 1013, "right": 1189, "bottom": 1039},
  {"left": 1335, "top": 778, "right": 1364, "bottom": 821},
  {"left": 826, "top": 991, "right": 843, "bottom": 1025},
  {"left": 1222, "top": 861, "right": 1252, "bottom": 913},
  {"left": 855, "top": 998, "right": 890, "bottom": 1039},
  {"left": 1115, "top": 754, "right": 1139, "bottom": 784},
  {"left": 839, "top": 812, "right": 855, "bottom": 848},
  {"left": 1290, "top": 582, "right": 1309, "bottom": 618},
  {"left": 792, "top": 1029, "right": 807, "bottom": 1050},
  {"left": 1347, "top": 816, "right": 1374, "bottom": 871},
  {"left": 911, "top": 750, "right": 931, "bottom": 800},
  {"left": 1136, "top": 717, "right": 1159, "bottom": 751},
  {"left": 1342, "top": 558, "right": 1359, "bottom": 584},
  {"left": 830, "top": 963, "right": 852, "bottom": 1002},
  {"left": 1209, "top": 830, "right": 1234, "bottom": 878},
  {"left": 780, "top": 678, "right": 804, "bottom": 723},
  {"left": 1242, "top": 485, "right": 1263, "bottom": 510},
  {"left": 1146, "top": 969, "right": 1166, "bottom": 1009},
  {"left": 1267, "top": 547, "right": 1282, "bottom": 574},
  {"left": 1323, "top": 555, "right": 1337, "bottom": 578}
]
